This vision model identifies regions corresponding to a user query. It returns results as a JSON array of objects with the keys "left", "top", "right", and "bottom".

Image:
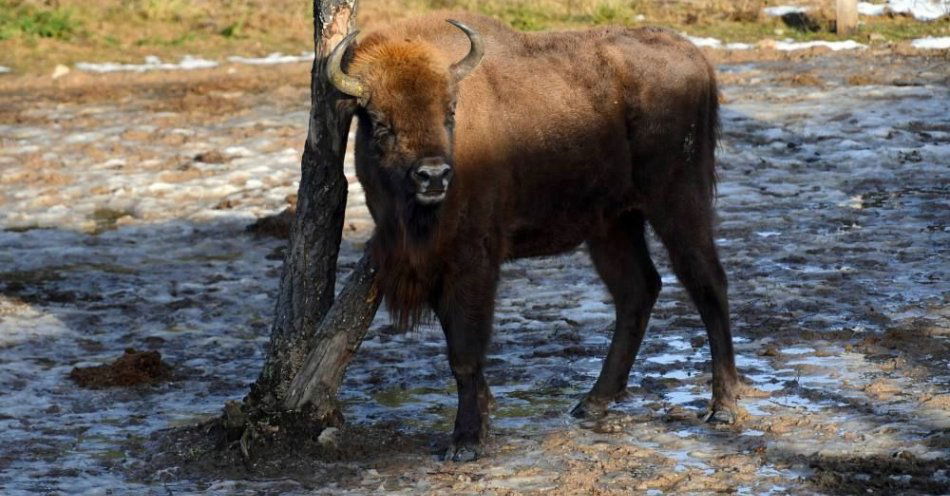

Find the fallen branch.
[{"left": 283, "top": 249, "right": 381, "bottom": 413}]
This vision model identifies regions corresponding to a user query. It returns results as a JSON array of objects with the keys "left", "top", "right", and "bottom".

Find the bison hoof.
[
  {"left": 701, "top": 402, "right": 745, "bottom": 425},
  {"left": 570, "top": 398, "right": 608, "bottom": 420},
  {"left": 444, "top": 442, "right": 480, "bottom": 463}
]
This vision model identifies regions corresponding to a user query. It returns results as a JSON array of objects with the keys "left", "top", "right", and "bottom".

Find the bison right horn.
[
  {"left": 447, "top": 20, "right": 485, "bottom": 83},
  {"left": 326, "top": 30, "right": 368, "bottom": 100}
]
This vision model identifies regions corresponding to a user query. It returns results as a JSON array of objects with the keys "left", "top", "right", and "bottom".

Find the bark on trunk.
[{"left": 244, "top": 0, "right": 363, "bottom": 416}]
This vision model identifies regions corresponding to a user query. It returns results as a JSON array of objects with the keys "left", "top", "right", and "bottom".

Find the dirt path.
[{"left": 0, "top": 52, "right": 947, "bottom": 494}]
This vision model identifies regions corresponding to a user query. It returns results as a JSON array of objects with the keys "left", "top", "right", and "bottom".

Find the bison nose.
[
  {"left": 410, "top": 159, "right": 453, "bottom": 204},
  {"left": 411, "top": 162, "right": 453, "bottom": 188}
]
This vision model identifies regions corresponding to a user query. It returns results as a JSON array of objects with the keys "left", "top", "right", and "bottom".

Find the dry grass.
[{"left": 0, "top": 0, "right": 947, "bottom": 74}]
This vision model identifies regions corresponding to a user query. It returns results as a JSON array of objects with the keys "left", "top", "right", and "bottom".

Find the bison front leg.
[{"left": 433, "top": 266, "right": 498, "bottom": 462}]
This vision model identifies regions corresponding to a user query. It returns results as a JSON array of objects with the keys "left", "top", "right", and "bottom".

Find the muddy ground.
[{"left": 0, "top": 49, "right": 948, "bottom": 495}]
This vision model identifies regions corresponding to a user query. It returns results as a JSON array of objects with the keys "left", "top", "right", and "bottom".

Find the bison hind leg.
[
  {"left": 572, "top": 211, "right": 661, "bottom": 419},
  {"left": 648, "top": 177, "right": 742, "bottom": 423}
]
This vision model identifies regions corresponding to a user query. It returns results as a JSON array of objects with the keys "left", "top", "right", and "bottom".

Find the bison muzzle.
[{"left": 327, "top": 12, "right": 742, "bottom": 462}]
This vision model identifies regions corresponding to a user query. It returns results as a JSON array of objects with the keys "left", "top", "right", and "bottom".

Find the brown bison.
[{"left": 328, "top": 12, "right": 740, "bottom": 461}]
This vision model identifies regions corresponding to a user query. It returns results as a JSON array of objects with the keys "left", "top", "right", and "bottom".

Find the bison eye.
[
  {"left": 372, "top": 121, "right": 396, "bottom": 148},
  {"left": 373, "top": 121, "right": 392, "bottom": 138}
]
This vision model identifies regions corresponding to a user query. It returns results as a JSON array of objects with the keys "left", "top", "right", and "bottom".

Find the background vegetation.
[{"left": 0, "top": 0, "right": 947, "bottom": 73}]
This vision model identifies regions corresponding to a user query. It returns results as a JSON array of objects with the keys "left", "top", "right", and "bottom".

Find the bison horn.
[
  {"left": 326, "top": 30, "right": 368, "bottom": 100},
  {"left": 447, "top": 20, "right": 484, "bottom": 83}
]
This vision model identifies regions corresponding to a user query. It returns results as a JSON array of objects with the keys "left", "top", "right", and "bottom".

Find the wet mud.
[
  {"left": 0, "top": 51, "right": 948, "bottom": 494},
  {"left": 69, "top": 349, "right": 173, "bottom": 389}
]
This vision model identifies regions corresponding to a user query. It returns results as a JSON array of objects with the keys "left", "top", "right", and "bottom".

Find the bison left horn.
[
  {"left": 447, "top": 20, "right": 485, "bottom": 83},
  {"left": 326, "top": 30, "right": 368, "bottom": 100}
]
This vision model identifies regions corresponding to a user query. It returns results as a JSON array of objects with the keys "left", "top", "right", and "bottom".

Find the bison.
[{"left": 327, "top": 12, "right": 741, "bottom": 461}]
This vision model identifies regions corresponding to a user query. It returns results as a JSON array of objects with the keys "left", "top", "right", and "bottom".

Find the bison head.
[{"left": 327, "top": 20, "right": 484, "bottom": 208}]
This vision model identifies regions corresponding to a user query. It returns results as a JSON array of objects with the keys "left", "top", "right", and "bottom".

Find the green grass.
[
  {"left": 0, "top": 1, "right": 80, "bottom": 41},
  {"left": 133, "top": 32, "right": 197, "bottom": 47},
  {"left": 862, "top": 16, "right": 950, "bottom": 41},
  {"left": 220, "top": 20, "right": 246, "bottom": 39}
]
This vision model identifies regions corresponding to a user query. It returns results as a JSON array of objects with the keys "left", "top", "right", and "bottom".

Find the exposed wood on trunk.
[{"left": 283, "top": 251, "right": 382, "bottom": 413}]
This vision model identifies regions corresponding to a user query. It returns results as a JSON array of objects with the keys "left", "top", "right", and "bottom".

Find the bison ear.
[
  {"left": 326, "top": 30, "right": 368, "bottom": 101},
  {"left": 446, "top": 20, "right": 485, "bottom": 83}
]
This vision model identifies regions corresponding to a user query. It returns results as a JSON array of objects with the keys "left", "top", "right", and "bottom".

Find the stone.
[
  {"left": 52, "top": 64, "right": 70, "bottom": 80},
  {"left": 318, "top": 427, "right": 341, "bottom": 449}
]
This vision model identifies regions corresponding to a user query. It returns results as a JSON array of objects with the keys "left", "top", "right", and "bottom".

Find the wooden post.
[{"left": 836, "top": 0, "right": 858, "bottom": 35}]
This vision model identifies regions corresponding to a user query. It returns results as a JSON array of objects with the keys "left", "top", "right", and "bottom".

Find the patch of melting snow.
[
  {"left": 774, "top": 39, "right": 867, "bottom": 51},
  {"left": 771, "top": 394, "right": 825, "bottom": 412},
  {"left": 75, "top": 51, "right": 322, "bottom": 74},
  {"left": 665, "top": 389, "right": 705, "bottom": 406},
  {"left": 858, "top": 2, "right": 889, "bottom": 15},
  {"left": 746, "top": 375, "right": 786, "bottom": 392},
  {"left": 860, "top": 0, "right": 950, "bottom": 20},
  {"left": 782, "top": 346, "right": 815, "bottom": 355},
  {"left": 684, "top": 34, "right": 753, "bottom": 50},
  {"left": 661, "top": 337, "right": 693, "bottom": 351},
  {"left": 228, "top": 52, "right": 315, "bottom": 65},
  {"left": 646, "top": 353, "right": 686, "bottom": 365},
  {"left": 76, "top": 55, "right": 218, "bottom": 73},
  {"left": 911, "top": 36, "right": 950, "bottom": 49},
  {"left": 763, "top": 5, "right": 811, "bottom": 16}
]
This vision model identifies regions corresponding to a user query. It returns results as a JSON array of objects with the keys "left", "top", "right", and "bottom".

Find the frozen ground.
[{"left": 0, "top": 52, "right": 948, "bottom": 494}]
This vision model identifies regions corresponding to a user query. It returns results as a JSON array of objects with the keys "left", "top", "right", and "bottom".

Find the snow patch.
[
  {"left": 228, "top": 52, "right": 314, "bottom": 65},
  {"left": 725, "top": 42, "right": 755, "bottom": 50},
  {"left": 0, "top": 65, "right": 10, "bottom": 74},
  {"left": 858, "top": 2, "right": 888, "bottom": 15},
  {"left": 686, "top": 35, "right": 725, "bottom": 48},
  {"left": 76, "top": 55, "right": 218, "bottom": 73},
  {"left": 75, "top": 52, "right": 319, "bottom": 74},
  {"left": 684, "top": 35, "right": 753, "bottom": 50},
  {"left": 774, "top": 39, "right": 867, "bottom": 51},
  {"left": 911, "top": 36, "right": 950, "bottom": 49},
  {"left": 859, "top": 0, "right": 949, "bottom": 20},
  {"left": 766, "top": 1, "right": 949, "bottom": 20},
  {"left": 764, "top": 6, "right": 811, "bottom": 16}
]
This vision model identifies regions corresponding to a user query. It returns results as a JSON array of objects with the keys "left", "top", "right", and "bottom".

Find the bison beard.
[
  {"left": 328, "top": 12, "right": 741, "bottom": 461},
  {"left": 372, "top": 201, "right": 444, "bottom": 331}
]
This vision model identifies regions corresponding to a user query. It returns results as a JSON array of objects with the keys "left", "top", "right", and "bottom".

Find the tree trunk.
[{"left": 242, "top": 0, "right": 364, "bottom": 419}]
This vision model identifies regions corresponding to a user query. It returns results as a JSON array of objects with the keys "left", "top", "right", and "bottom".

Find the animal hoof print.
[
  {"left": 446, "top": 444, "right": 479, "bottom": 463},
  {"left": 570, "top": 399, "right": 607, "bottom": 420}
]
